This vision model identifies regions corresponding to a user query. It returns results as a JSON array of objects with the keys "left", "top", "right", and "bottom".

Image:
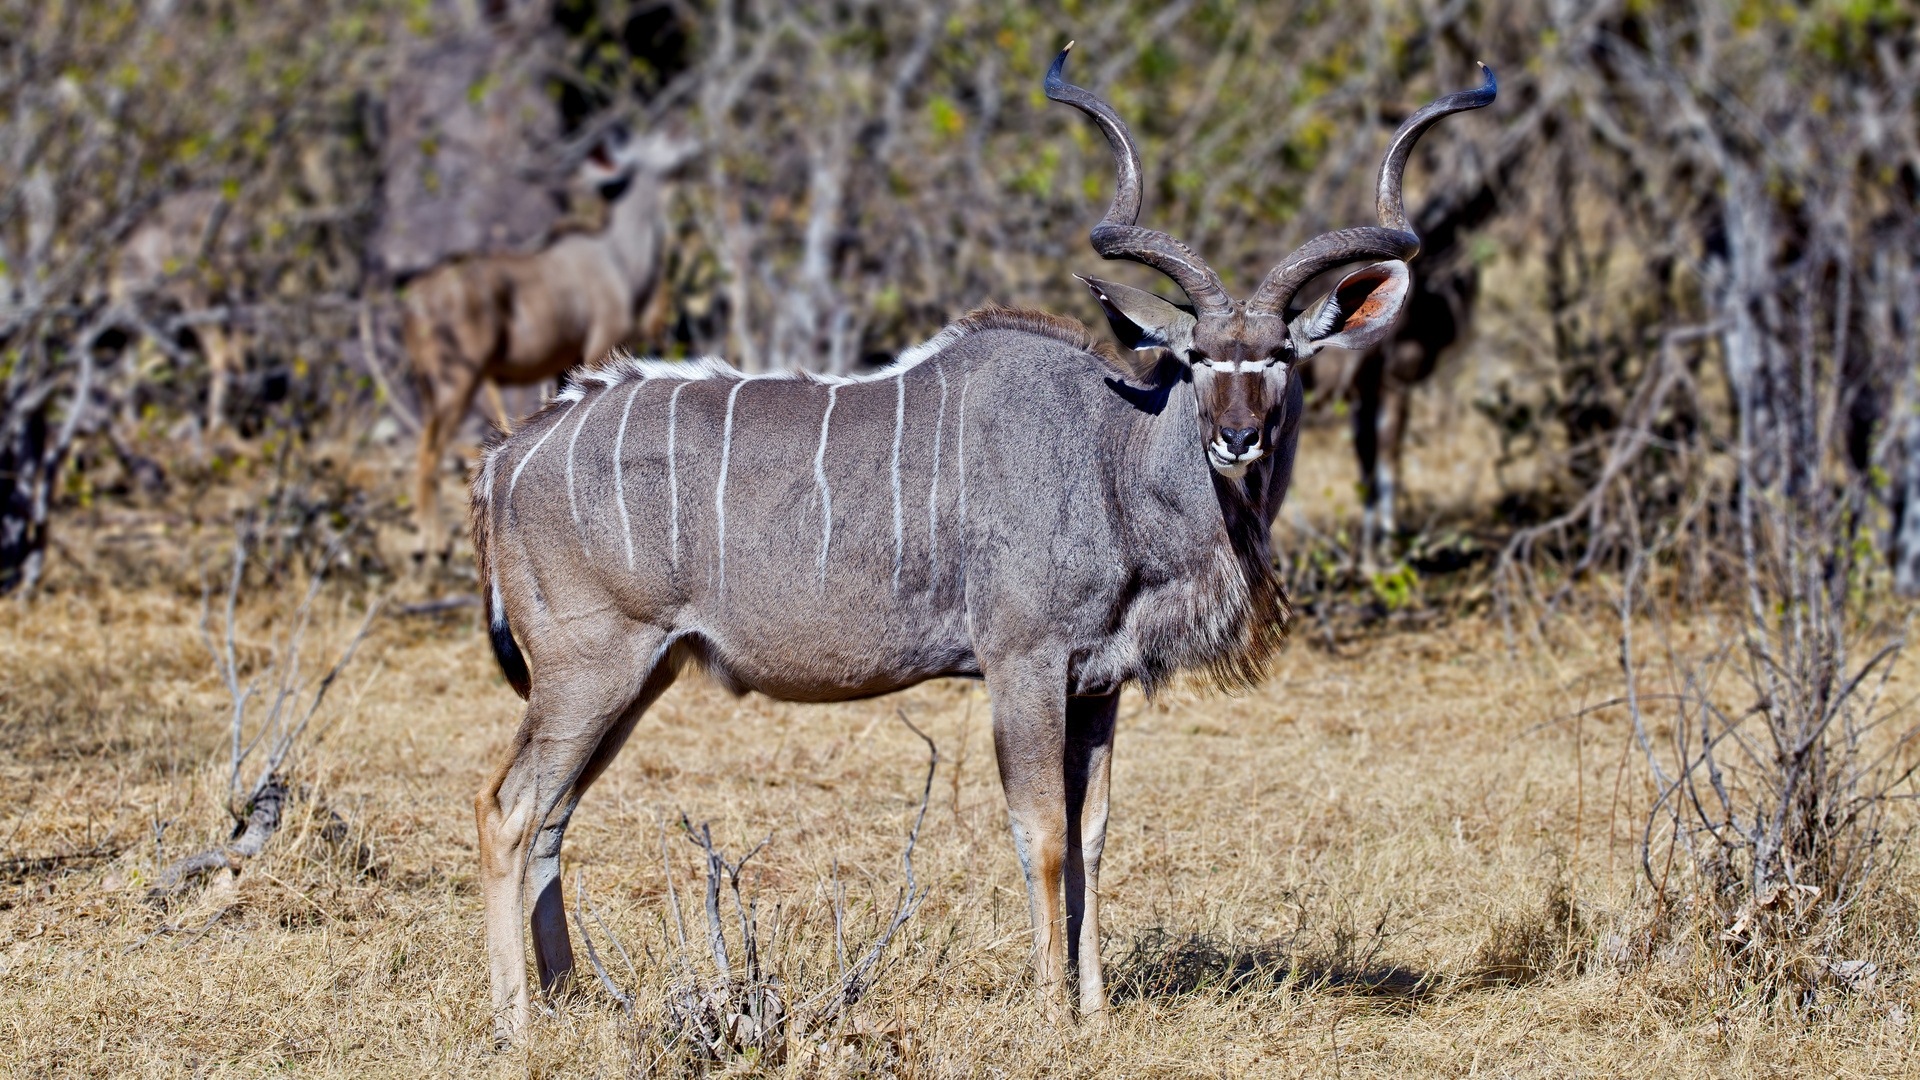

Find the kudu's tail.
[{"left": 470, "top": 451, "right": 532, "bottom": 699}]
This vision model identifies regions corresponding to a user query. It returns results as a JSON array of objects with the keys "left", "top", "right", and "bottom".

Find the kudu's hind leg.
[
  {"left": 986, "top": 654, "right": 1071, "bottom": 1022},
  {"left": 475, "top": 626, "right": 675, "bottom": 1040},
  {"left": 525, "top": 639, "right": 683, "bottom": 994},
  {"left": 1063, "top": 691, "right": 1119, "bottom": 1023}
]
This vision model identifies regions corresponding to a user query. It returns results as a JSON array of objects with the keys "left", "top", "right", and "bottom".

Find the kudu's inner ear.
[
  {"left": 1288, "top": 260, "right": 1411, "bottom": 356},
  {"left": 1082, "top": 276, "right": 1197, "bottom": 359}
]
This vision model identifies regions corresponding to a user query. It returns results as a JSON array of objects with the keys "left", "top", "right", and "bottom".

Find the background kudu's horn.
[
  {"left": 1045, "top": 44, "right": 1233, "bottom": 316},
  {"left": 1249, "top": 63, "right": 1497, "bottom": 316}
]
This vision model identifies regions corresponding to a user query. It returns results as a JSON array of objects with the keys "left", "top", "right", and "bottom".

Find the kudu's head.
[
  {"left": 576, "top": 124, "right": 702, "bottom": 199},
  {"left": 1048, "top": 46, "right": 1495, "bottom": 478}
]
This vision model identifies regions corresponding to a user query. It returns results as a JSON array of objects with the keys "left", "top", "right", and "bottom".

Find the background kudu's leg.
[
  {"left": 201, "top": 323, "right": 236, "bottom": 435},
  {"left": 1063, "top": 691, "right": 1119, "bottom": 1022},
  {"left": 412, "top": 361, "right": 479, "bottom": 562},
  {"left": 474, "top": 626, "right": 668, "bottom": 1039},
  {"left": 483, "top": 378, "right": 515, "bottom": 434},
  {"left": 986, "top": 654, "right": 1070, "bottom": 1021},
  {"left": 582, "top": 319, "right": 629, "bottom": 372},
  {"left": 1353, "top": 348, "right": 1386, "bottom": 566},
  {"left": 1377, "top": 373, "right": 1412, "bottom": 542},
  {"left": 525, "top": 641, "right": 682, "bottom": 994}
]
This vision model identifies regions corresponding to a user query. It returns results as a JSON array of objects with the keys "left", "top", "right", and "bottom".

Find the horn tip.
[{"left": 1046, "top": 42, "right": 1074, "bottom": 89}]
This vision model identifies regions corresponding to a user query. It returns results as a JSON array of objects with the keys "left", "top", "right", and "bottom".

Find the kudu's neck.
[{"left": 601, "top": 174, "right": 663, "bottom": 292}]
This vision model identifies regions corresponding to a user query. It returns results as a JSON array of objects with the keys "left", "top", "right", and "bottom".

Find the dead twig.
[{"left": 572, "top": 870, "right": 634, "bottom": 1014}]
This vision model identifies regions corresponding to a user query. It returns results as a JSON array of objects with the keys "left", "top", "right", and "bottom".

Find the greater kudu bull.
[{"left": 470, "top": 46, "right": 1493, "bottom": 1037}]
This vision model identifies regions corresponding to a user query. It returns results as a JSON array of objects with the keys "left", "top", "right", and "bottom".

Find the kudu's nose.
[{"left": 1220, "top": 427, "right": 1260, "bottom": 456}]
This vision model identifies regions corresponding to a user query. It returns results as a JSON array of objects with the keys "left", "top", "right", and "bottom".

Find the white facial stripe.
[{"left": 1197, "top": 357, "right": 1287, "bottom": 373}]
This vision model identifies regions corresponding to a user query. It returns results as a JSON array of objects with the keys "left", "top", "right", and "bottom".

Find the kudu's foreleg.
[
  {"left": 987, "top": 655, "right": 1071, "bottom": 1022},
  {"left": 1063, "top": 691, "right": 1119, "bottom": 1023}
]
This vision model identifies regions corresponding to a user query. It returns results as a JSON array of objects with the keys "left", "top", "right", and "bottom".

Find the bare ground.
[{"left": 2, "top": 405, "right": 1915, "bottom": 1078}]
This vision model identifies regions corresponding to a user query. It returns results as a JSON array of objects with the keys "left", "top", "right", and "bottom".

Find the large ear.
[
  {"left": 1081, "top": 276, "right": 1197, "bottom": 358},
  {"left": 1287, "top": 260, "right": 1410, "bottom": 356},
  {"left": 627, "top": 130, "right": 702, "bottom": 177}
]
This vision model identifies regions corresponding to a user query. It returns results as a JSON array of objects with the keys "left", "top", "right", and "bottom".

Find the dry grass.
[{"left": 3, "top": 414, "right": 1917, "bottom": 1077}]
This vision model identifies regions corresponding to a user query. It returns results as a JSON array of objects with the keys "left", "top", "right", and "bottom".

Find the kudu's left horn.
[
  {"left": 1045, "top": 43, "right": 1233, "bottom": 317},
  {"left": 1248, "top": 64, "right": 1497, "bottom": 316}
]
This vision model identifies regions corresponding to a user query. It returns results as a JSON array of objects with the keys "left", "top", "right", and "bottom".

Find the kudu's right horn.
[
  {"left": 1249, "top": 64, "right": 1497, "bottom": 317},
  {"left": 1045, "top": 43, "right": 1233, "bottom": 317}
]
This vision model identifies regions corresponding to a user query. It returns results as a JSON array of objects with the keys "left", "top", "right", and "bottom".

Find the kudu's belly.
[{"left": 666, "top": 589, "right": 979, "bottom": 704}]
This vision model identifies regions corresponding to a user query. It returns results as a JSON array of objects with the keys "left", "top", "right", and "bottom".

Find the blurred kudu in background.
[
  {"left": 402, "top": 127, "right": 695, "bottom": 558},
  {"left": 1303, "top": 112, "right": 1537, "bottom": 563}
]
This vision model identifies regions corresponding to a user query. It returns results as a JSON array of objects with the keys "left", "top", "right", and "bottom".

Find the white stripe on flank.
[
  {"left": 508, "top": 402, "right": 574, "bottom": 499},
  {"left": 565, "top": 388, "right": 604, "bottom": 551},
  {"left": 814, "top": 384, "right": 838, "bottom": 586},
  {"left": 891, "top": 371, "right": 906, "bottom": 591},
  {"left": 613, "top": 380, "right": 643, "bottom": 570},
  {"left": 667, "top": 381, "right": 687, "bottom": 567},
  {"left": 927, "top": 365, "right": 947, "bottom": 577},
  {"left": 956, "top": 372, "right": 970, "bottom": 535},
  {"left": 716, "top": 378, "right": 748, "bottom": 597}
]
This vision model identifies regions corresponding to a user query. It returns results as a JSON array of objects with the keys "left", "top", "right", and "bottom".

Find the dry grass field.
[{"left": 3, "top": 406, "right": 1916, "bottom": 1078}]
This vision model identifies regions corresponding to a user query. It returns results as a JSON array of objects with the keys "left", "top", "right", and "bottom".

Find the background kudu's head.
[
  {"left": 572, "top": 123, "right": 701, "bottom": 199},
  {"left": 1047, "top": 46, "right": 1494, "bottom": 479}
]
